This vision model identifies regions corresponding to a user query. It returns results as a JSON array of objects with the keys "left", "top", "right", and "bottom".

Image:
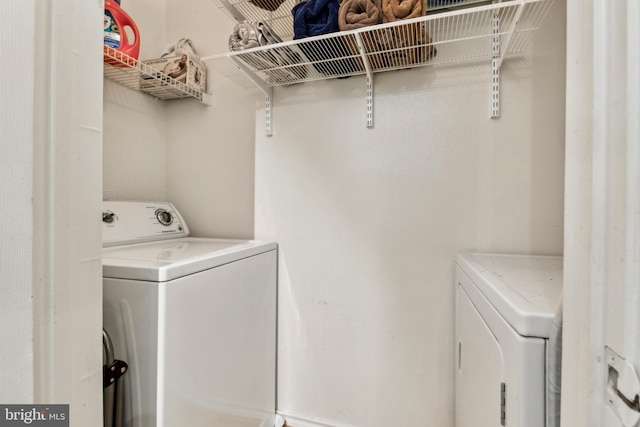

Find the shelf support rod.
[
  {"left": 355, "top": 32, "right": 374, "bottom": 128},
  {"left": 264, "top": 94, "right": 273, "bottom": 137},
  {"left": 491, "top": 11, "right": 500, "bottom": 119},
  {"left": 230, "top": 55, "right": 274, "bottom": 136},
  {"left": 491, "top": 1, "right": 527, "bottom": 118},
  {"left": 496, "top": 2, "right": 527, "bottom": 68}
]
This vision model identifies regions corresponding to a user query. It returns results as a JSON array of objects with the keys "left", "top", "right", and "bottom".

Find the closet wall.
[
  {"left": 104, "top": 0, "right": 567, "bottom": 425},
  {"left": 1, "top": 0, "right": 36, "bottom": 404},
  {"left": 253, "top": 1, "right": 567, "bottom": 426},
  {"left": 164, "top": 0, "right": 258, "bottom": 238},
  {"left": 2, "top": 1, "right": 103, "bottom": 422}
]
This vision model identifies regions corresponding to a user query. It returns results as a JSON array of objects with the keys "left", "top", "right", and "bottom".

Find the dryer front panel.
[
  {"left": 456, "top": 266, "right": 547, "bottom": 427},
  {"left": 456, "top": 284, "right": 505, "bottom": 427}
]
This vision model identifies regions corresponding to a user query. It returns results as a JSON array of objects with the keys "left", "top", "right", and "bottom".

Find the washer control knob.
[
  {"left": 155, "top": 209, "right": 173, "bottom": 226},
  {"left": 103, "top": 211, "right": 116, "bottom": 223}
]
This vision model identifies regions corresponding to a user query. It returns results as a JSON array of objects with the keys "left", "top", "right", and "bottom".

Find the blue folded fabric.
[
  {"left": 292, "top": 0, "right": 341, "bottom": 39},
  {"left": 292, "top": 0, "right": 361, "bottom": 76}
]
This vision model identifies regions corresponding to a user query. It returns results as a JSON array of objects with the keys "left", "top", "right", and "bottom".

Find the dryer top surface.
[{"left": 457, "top": 252, "right": 563, "bottom": 338}]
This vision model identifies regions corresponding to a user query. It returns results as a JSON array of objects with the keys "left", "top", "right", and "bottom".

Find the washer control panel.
[{"left": 102, "top": 201, "right": 189, "bottom": 247}]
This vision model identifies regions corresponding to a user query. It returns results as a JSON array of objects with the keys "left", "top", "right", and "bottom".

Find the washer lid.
[
  {"left": 456, "top": 252, "right": 563, "bottom": 338},
  {"left": 103, "top": 237, "right": 277, "bottom": 282}
]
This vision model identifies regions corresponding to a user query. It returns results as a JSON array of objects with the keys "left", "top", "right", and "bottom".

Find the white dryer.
[
  {"left": 102, "top": 201, "right": 278, "bottom": 427},
  {"left": 455, "top": 253, "right": 563, "bottom": 427}
]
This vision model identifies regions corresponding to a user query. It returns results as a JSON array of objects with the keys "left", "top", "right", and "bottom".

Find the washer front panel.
[{"left": 103, "top": 249, "right": 278, "bottom": 427}]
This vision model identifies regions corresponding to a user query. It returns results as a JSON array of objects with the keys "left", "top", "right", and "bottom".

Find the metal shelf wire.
[
  {"left": 212, "top": 0, "right": 496, "bottom": 42},
  {"left": 204, "top": 0, "right": 554, "bottom": 133},
  {"left": 103, "top": 47, "right": 212, "bottom": 104},
  {"left": 206, "top": 0, "right": 552, "bottom": 88}
]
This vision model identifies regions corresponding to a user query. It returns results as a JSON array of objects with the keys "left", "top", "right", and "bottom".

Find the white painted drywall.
[
  {"left": 164, "top": 0, "right": 257, "bottom": 238},
  {"left": 1, "top": 1, "right": 104, "bottom": 424},
  {"left": 103, "top": 80, "right": 167, "bottom": 202},
  {"left": 255, "top": 1, "right": 566, "bottom": 425},
  {"left": 31, "top": 1, "right": 105, "bottom": 425},
  {"left": 0, "top": 0, "right": 36, "bottom": 403},
  {"left": 561, "top": 1, "right": 593, "bottom": 426}
]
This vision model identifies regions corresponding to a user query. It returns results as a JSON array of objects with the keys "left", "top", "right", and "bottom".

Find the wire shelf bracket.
[
  {"left": 491, "top": 9, "right": 501, "bottom": 118},
  {"left": 229, "top": 55, "right": 275, "bottom": 136},
  {"left": 103, "top": 47, "right": 213, "bottom": 106},
  {"left": 205, "top": 0, "right": 555, "bottom": 133},
  {"left": 355, "top": 32, "right": 375, "bottom": 128},
  {"left": 491, "top": 0, "right": 528, "bottom": 118}
]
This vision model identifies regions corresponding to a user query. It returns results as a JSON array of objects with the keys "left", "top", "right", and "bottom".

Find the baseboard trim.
[{"left": 276, "top": 411, "right": 357, "bottom": 427}]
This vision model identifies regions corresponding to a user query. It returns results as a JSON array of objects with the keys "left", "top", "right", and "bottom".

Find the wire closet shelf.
[
  {"left": 205, "top": 0, "right": 554, "bottom": 90},
  {"left": 103, "top": 47, "right": 210, "bottom": 104}
]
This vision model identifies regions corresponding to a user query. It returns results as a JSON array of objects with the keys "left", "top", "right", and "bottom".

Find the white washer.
[
  {"left": 455, "top": 253, "right": 563, "bottom": 427},
  {"left": 102, "top": 201, "right": 278, "bottom": 427}
]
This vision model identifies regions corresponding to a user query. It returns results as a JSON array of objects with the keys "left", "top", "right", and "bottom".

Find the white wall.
[
  {"left": 164, "top": 0, "right": 257, "bottom": 238},
  {"left": 0, "top": 0, "right": 36, "bottom": 403},
  {"left": 561, "top": 1, "right": 592, "bottom": 425},
  {"left": 255, "top": 1, "right": 566, "bottom": 425},
  {"left": 32, "top": 1, "right": 105, "bottom": 424},
  {"left": 1, "top": 1, "right": 103, "bottom": 424}
]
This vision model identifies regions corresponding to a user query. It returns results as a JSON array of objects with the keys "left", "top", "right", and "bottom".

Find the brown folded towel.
[
  {"left": 362, "top": 23, "right": 436, "bottom": 69},
  {"left": 337, "top": 0, "right": 383, "bottom": 72},
  {"left": 381, "top": 0, "right": 426, "bottom": 22},
  {"left": 338, "top": 0, "right": 383, "bottom": 31},
  {"left": 374, "top": 0, "right": 435, "bottom": 67}
]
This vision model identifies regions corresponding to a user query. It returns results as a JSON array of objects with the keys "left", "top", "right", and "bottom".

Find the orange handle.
[{"left": 105, "top": 0, "right": 140, "bottom": 59}]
